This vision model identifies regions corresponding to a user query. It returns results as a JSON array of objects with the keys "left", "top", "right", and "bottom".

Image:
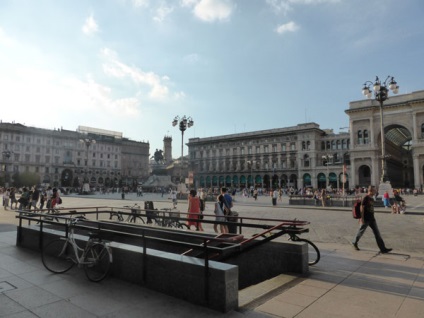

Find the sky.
[{"left": 1, "top": 0, "right": 424, "bottom": 159}]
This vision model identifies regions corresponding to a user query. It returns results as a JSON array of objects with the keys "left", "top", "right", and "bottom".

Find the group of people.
[
  {"left": 2, "top": 186, "right": 61, "bottom": 212},
  {"left": 382, "top": 190, "right": 406, "bottom": 214},
  {"left": 185, "top": 187, "right": 233, "bottom": 234}
]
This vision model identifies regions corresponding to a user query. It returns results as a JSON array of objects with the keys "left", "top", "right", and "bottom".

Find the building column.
[
  {"left": 413, "top": 154, "right": 421, "bottom": 189},
  {"left": 371, "top": 155, "right": 379, "bottom": 186}
]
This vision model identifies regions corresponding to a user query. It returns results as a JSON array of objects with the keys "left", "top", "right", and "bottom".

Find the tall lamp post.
[
  {"left": 362, "top": 76, "right": 399, "bottom": 191},
  {"left": 247, "top": 160, "right": 253, "bottom": 188},
  {"left": 79, "top": 138, "right": 96, "bottom": 188},
  {"left": 172, "top": 115, "right": 194, "bottom": 184},
  {"left": 2, "top": 150, "right": 12, "bottom": 187},
  {"left": 322, "top": 154, "right": 333, "bottom": 189}
]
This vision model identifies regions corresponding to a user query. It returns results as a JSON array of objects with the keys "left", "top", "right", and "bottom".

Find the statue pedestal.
[{"left": 378, "top": 181, "right": 393, "bottom": 198}]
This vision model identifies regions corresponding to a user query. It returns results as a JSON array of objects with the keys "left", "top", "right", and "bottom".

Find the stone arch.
[
  {"left": 377, "top": 124, "right": 413, "bottom": 187},
  {"left": 61, "top": 169, "right": 73, "bottom": 187},
  {"left": 358, "top": 165, "right": 371, "bottom": 187}
]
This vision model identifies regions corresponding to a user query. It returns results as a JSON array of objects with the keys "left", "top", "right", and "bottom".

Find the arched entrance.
[
  {"left": 379, "top": 125, "right": 413, "bottom": 188},
  {"left": 329, "top": 173, "right": 337, "bottom": 189},
  {"left": 263, "top": 174, "right": 270, "bottom": 189},
  {"left": 61, "top": 169, "right": 73, "bottom": 187},
  {"left": 358, "top": 165, "right": 371, "bottom": 187},
  {"left": 317, "top": 173, "right": 326, "bottom": 189},
  {"left": 303, "top": 173, "right": 311, "bottom": 187}
]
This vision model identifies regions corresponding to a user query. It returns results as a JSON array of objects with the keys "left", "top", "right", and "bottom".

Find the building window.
[
  {"left": 363, "top": 130, "right": 369, "bottom": 144},
  {"left": 290, "top": 143, "right": 295, "bottom": 151},
  {"left": 264, "top": 145, "right": 269, "bottom": 153},
  {"left": 273, "top": 145, "right": 277, "bottom": 152},
  {"left": 241, "top": 148, "right": 245, "bottom": 155},
  {"left": 358, "top": 130, "right": 363, "bottom": 144},
  {"left": 342, "top": 139, "right": 347, "bottom": 149},
  {"left": 337, "top": 140, "right": 341, "bottom": 149},
  {"left": 304, "top": 154, "right": 310, "bottom": 167},
  {"left": 248, "top": 147, "right": 252, "bottom": 155},
  {"left": 25, "top": 154, "right": 30, "bottom": 162},
  {"left": 282, "top": 144, "right": 286, "bottom": 152},
  {"left": 256, "top": 146, "right": 260, "bottom": 154}
]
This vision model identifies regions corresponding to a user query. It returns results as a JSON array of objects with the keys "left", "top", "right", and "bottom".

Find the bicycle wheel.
[
  {"left": 42, "top": 239, "right": 75, "bottom": 273},
  {"left": 295, "top": 238, "right": 320, "bottom": 266},
  {"left": 84, "top": 243, "right": 112, "bottom": 282},
  {"left": 177, "top": 222, "right": 190, "bottom": 230}
]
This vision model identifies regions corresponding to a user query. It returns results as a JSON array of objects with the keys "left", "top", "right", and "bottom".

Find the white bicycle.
[{"left": 41, "top": 216, "right": 112, "bottom": 282}]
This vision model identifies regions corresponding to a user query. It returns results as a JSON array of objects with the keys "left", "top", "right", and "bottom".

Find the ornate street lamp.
[
  {"left": 362, "top": 76, "right": 399, "bottom": 184},
  {"left": 79, "top": 137, "right": 96, "bottom": 187},
  {"left": 172, "top": 115, "right": 194, "bottom": 183},
  {"left": 322, "top": 154, "right": 333, "bottom": 189}
]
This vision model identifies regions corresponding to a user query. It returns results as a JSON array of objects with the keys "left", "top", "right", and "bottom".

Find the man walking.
[{"left": 352, "top": 185, "right": 392, "bottom": 253}]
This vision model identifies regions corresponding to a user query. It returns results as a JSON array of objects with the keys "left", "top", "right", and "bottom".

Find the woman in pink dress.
[{"left": 187, "top": 189, "right": 203, "bottom": 231}]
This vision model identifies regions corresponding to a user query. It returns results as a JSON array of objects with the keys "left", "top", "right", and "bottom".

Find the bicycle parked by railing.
[
  {"left": 41, "top": 216, "right": 112, "bottom": 282},
  {"left": 157, "top": 208, "right": 189, "bottom": 230},
  {"left": 109, "top": 204, "right": 145, "bottom": 223}
]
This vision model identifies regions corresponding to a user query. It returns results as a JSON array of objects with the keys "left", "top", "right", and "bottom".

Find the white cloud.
[
  {"left": 153, "top": 3, "right": 174, "bottom": 23},
  {"left": 276, "top": 21, "right": 299, "bottom": 34},
  {"left": 266, "top": 0, "right": 292, "bottom": 15},
  {"left": 101, "top": 48, "right": 179, "bottom": 101},
  {"left": 82, "top": 15, "right": 99, "bottom": 36},
  {"left": 193, "top": 0, "right": 234, "bottom": 22},
  {"left": 267, "top": 0, "right": 340, "bottom": 15},
  {"left": 180, "top": 0, "right": 198, "bottom": 7},
  {"left": 132, "top": 0, "right": 149, "bottom": 8},
  {"left": 0, "top": 27, "right": 15, "bottom": 47},
  {"left": 184, "top": 53, "right": 200, "bottom": 64}
]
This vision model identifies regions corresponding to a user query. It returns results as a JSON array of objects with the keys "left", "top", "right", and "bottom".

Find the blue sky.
[{"left": 1, "top": 0, "right": 423, "bottom": 158}]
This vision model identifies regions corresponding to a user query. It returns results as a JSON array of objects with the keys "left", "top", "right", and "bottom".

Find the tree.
[{"left": 12, "top": 172, "right": 40, "bottom": 187}]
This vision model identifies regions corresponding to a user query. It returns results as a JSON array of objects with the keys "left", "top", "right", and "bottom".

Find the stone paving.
[{"left": 0, "top": 192, "right": 423, "bottom": 317}]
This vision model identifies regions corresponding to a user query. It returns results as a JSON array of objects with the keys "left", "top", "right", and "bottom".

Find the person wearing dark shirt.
[{"left": 352, "top": 185, "right": 392, "bottom": 253}]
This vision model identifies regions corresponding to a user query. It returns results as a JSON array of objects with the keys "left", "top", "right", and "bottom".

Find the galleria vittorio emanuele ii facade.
[{"left": 187, "top": 90, "right": 424, "bottom": 191}]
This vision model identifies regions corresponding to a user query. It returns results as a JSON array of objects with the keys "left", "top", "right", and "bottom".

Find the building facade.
[
  {"left": 0, "top": 122, "right": 149, "bottom": 188},
  {"left": 188, "top": 90, "right": 424, "bottom": 191},
  {"left": 187, "top": 123, "right": 351, "bottom": 191},
  {"left": 347, "top": 90, "right": 424, "bottom": 189}
]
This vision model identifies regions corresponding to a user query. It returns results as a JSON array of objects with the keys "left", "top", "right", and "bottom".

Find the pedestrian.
[
  {"left": 187, "top": 189, "right": 203, "bottom": 231},
  {"left": 170, "top": 188, "right": 177, "bottom": 209},
  {"left": 253, "top": 188, "right": 258, "bottom": 200},
  {"left": 46, "top": 186, "right": 53, "bottom": 213},
  {"left": 9, "top": 188, "right": 17, "bottom": 209},
  {"left": 321, "top": 189, "right": 327, "bottom": 207},
  {"left": 213, "top": 194, "right": 228, "bottom": 234},
  {"left": 3, "top": 188, "right": 10, "bottom": 210},
  {"left": 30, "top": 186, "right": 40, "bottom": 212},
  {"left": 272, "top": 188, "right": 278, "bottom": 206},
  {"left": 383, "top": 190, "right": 390, "bottom": 209},
  {"left": 18, "top": 187, "right": 30, "bottom": 210},
  {"left": 351, "top": 185, "right": 392, "bottom": 253},
  {"left": 39, "top": 190, "right": 46, "bottom": 210}
]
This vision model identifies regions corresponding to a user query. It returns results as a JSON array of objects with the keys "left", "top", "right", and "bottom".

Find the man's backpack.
[{"left": 352, "top": 199, "right": 361, "bottom": 219}]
